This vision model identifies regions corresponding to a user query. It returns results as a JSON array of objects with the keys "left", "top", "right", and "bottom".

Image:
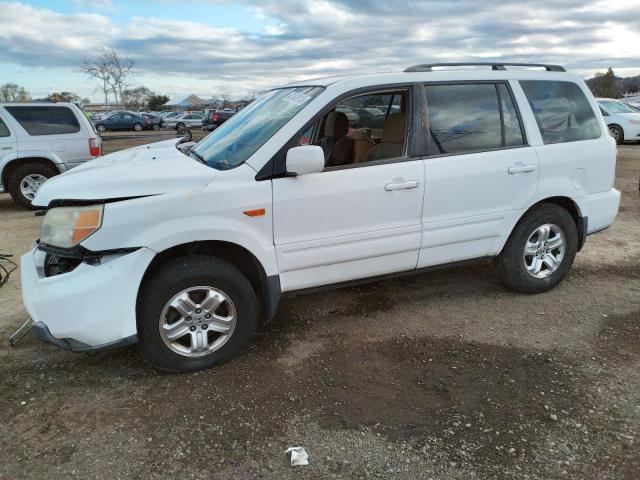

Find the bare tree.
[
  {"left": 122, "top": 86, "right": 152, "bottom": 110},
  {"left": 0, "top": 83, "right": 30, "bottom": 102},
  {"left": 82, "top": 53, "right": 113, "bottom": 112},
  {"left": 104, "top": 50, "right": 134, "bottom": 110}
]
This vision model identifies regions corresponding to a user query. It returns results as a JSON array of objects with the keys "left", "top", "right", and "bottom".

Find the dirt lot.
[{"left": 0, "top": 133, "right": 638, "bottom": 479}]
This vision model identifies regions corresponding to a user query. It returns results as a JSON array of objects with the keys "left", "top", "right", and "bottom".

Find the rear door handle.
[
  {"left": 508, "top": 164, "right": 536, "bottom": 174},
  {"left": 385, "top": 180, "right": 419, "bottom": 191}
]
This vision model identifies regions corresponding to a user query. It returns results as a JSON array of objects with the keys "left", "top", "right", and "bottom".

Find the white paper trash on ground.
[{"left": 285, "top": 446, "right": 309, "bottom": 466}]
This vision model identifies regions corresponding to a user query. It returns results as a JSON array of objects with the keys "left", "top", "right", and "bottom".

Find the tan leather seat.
[
  {"left": 318, "top": 111, "right": 354, "bottom": 167},
  {"left": 363, "top": 113, "right": 406, "bottom": 162},
  {"left": 351, "top": 128, "right": 376, "bottom": 163}
]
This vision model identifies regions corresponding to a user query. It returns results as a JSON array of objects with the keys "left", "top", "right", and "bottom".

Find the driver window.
[{"left": 298, "top": 90, "right": 409, "bottom": 169}]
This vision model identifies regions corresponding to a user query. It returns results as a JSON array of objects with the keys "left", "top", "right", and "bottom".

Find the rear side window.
[
  {"left": 0, "top": 116, "right": 9, "bottom": 137},
  {"left": 6, "top": 106, "right": 81, "bottom": 136},
  {"left": 520, "top": 80, "right": 601, "bottom": 144},
  {"left": 425, "top": 83, "right": 524, "bottom": 155}
]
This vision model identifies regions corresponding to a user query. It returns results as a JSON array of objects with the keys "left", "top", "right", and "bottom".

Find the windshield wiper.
[{"left": 189, "top": 150, "right": 207, "bottom": 165}]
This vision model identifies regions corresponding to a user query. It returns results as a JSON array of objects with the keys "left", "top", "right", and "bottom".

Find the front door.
[
  {"left": 419, "top": 81, "right": 539, "bottom": 267},
  {"left": 272, "top": 88, "right": 424, "bottom": 292}
]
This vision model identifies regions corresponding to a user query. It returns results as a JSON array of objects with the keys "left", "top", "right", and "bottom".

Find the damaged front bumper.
[{"left": 19, "top": 243, "right": 156, "bottom": 352}]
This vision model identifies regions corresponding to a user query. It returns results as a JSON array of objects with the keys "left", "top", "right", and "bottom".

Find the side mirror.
[{"left": 285, "top": 145, "right": 324, "bottom": 176}]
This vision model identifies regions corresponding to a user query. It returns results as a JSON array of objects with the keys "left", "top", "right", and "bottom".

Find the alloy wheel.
[
  {"left": 523, "top": 223, "right": 565, "bottom": 278},
  {"left": 159, "top": 286, "right": 237, "bottom": 357},
  {"left": 19, "top": 174, "right": 48, "bottom": 201}
]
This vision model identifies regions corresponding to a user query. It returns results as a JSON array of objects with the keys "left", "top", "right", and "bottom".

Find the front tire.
[
  {"left": 7, "top": 162, "right": 58, "bottom": 209},
  {"left": 498, "top": 204, "right": 577, "bottom": 294},
  {"left": 133, "top": 123, "right": 143, "bottom": 132},
  {"left": 96, "top": 124, "right": 106, "bottom": 133},
  {"left": 609, "top": 124, "right": 624, "bottom": 144},
  {"left": 138, "top": 255, "right": 258, "bottom": 372}
]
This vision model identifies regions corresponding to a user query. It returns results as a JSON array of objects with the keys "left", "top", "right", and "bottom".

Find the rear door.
[{"left": 419, "top": 81, "right": 539, "bottom": 267}]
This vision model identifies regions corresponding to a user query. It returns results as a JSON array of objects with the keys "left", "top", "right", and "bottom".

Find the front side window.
[
  {"left": 191, "top": 86, "right": 323, "bottom": 170},
  {"left": 295, "top": 90, "right": 409, "bottom": 168},
  {"left": 5, "top": 106, "right": 80, "bottom": 136},
  {"left": 0, "top": 116, "right": 10, "bottom": 137},
  {"left": 520, "top": 80, "right": 601, "bottom": 144}
]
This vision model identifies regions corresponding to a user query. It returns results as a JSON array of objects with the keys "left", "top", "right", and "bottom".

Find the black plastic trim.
[
  {"left": 37, "top": 242, "right": 140, "bottom": 261},
  {"left": 37, "top": 195, "right": 155, "bottom": 212},
  {"left": 577, "top": 216, "right": 588, "bottom": 251},
  {"left": 281, "top": 256, "right": 494, "bottom": 298},
  {"left": 262, "top": 275, "right": 281, "bottom": 321},
  {"left": 405, "top": 63, "right": 565, "bottom": 72},
  {"left": 32, "top": 321, "right": 138, "bottom": 353}
]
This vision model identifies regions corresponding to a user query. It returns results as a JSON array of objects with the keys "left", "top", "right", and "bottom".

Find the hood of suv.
[{"left": 34, "top": 140, "right": 215, "bottom": 207}]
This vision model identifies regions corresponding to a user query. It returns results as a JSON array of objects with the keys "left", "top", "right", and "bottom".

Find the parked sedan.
[
  {"left": 597, "top": 98, "right": 640, "bottom": 144},
  {"left": 164, "top": 113, "right": 204, "bottom": 129},
  {"left": 93, "top": 112, "right": 148, "bottom": 132},
  {"left": 140, "top": 113, "right": 163, "bottom": 130}
]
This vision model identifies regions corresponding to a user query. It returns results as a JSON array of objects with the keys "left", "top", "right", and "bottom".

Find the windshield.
[
  {"left": 599, "top": 100, "right": 638, "bottom": 114},
  {"left": 191, "top": 86, "right": 324, "bottom": 170}
]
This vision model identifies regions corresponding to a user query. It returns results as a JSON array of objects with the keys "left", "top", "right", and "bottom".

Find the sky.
[{"left": 1, "top": 0, "right": 639, "bottom": 102}]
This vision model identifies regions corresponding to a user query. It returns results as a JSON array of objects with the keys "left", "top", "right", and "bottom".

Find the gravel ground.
[{"left": 0, "top": 134, "right": 638, "bottom": 479}]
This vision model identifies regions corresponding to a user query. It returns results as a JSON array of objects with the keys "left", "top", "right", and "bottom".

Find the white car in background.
[
  {"left": 619, "top": 96, "right": 640, "bottom": 110},
  {"left": 164, "top": 113, "right": 204, "bottom": 129},
  {"left": 597, "top": 98, "right": 640, "bottom": 144}
]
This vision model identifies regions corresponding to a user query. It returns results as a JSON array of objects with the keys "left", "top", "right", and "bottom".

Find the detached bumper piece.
[{"left": 32, "top": 321, "right": 138, "bottom": 353}]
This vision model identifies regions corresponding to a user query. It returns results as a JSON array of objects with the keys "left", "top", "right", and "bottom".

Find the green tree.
[
  {"left": 0, "top": 83, "right": 30, "bottom": 102},
  {"left": 148, "top": 94, "right": 169, "bottom": 111},
  {"left": 589, "top": 68, "right": 620, "bottom": 98}
]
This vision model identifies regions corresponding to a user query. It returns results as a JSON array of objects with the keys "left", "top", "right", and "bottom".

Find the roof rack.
[{"left": 404, "top": 62, "right": 566, "bottom": 72}]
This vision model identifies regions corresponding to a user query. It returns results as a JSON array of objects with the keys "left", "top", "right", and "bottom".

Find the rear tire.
[
  {"left": 133, "top": 123, "right": 143, "bottom": 132},
  {"left": 498, "top": 204, "right": 577, "bottom": 294},
  {"left": 138, "top": 255, "right": 258, "bottom": 372},
  {"left": 609, "top": 124, "right": 624, "bottom": 144},
  {"left": 7, "top": 162, "right": 58, "bottom": 209},
  {"left": 96, "top": 124, "right": 106, "bottom": 133}
]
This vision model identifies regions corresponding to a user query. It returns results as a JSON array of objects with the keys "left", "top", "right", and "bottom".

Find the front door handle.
[
  {"left": 508, "top": 164, "right": 536, "bottom": 174},
  {"left": 385, "top": 180, "right": 419, "bottom": 191}
]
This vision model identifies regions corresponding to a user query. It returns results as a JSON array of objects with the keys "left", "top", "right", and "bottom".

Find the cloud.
[
  {"left": 0, "top": 0, "right": 639, "bottom": 98},
  {"left": 74, "top": 0, "right": 115, "bottom": 11}
]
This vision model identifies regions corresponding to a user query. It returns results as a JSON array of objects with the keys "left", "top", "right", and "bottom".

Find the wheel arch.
[
  {"left": 136, "top": 240, "right": 281, "bottom": 325},
  {"left": 1, "top": 157, "right": 61, "bottom": 190},
  {"left": 502, "top": 196, "right": 586, "bottom": 254}
]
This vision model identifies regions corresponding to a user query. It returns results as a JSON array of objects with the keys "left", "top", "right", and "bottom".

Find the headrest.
[
  {"left": 325, "top": 111, "right": 349, "bottom": 137},
  {"left": 352, "top": 128, "right": 376, "bottom": 143},
  {"left": 382, "top": 112, "right": 406, "bottom": 144}
]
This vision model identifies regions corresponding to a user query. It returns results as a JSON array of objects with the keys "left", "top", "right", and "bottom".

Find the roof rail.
[{"left": 404, "top": 62, "right": 566, "bottom": 73}]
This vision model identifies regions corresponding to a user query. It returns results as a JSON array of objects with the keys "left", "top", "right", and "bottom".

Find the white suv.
[
  {"left": 0, "top": 103, "right": 101, "bottom": 208},
  {"left": 18, "top": 63, "right": 620, "bottom": 372}
]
